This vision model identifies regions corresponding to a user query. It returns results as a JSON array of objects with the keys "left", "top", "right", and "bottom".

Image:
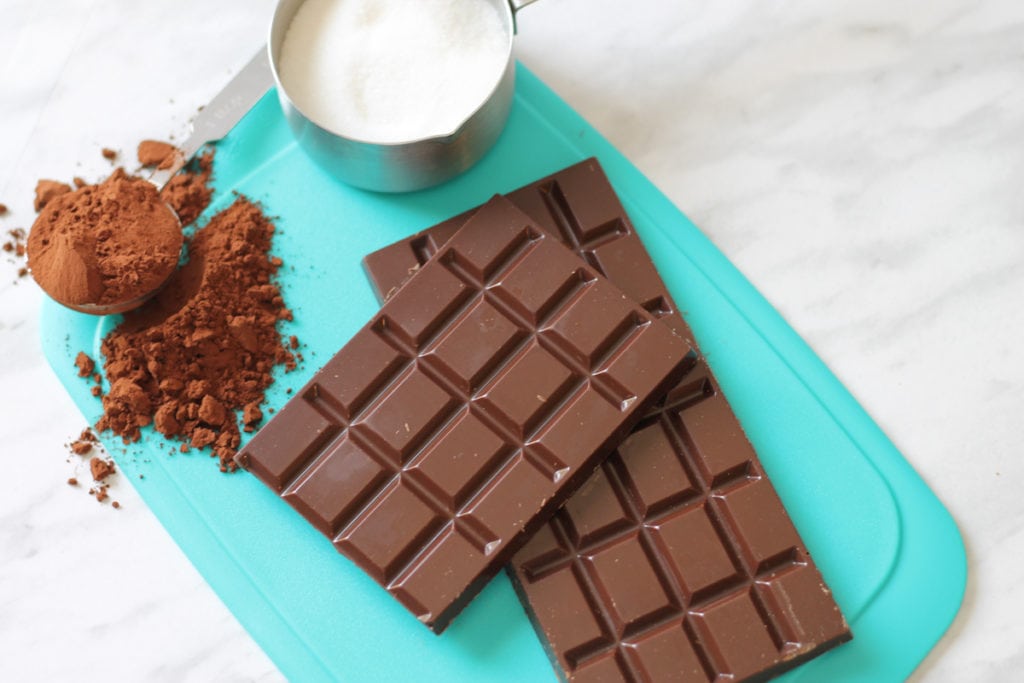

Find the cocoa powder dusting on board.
[
  {"left": 160, "top": 152, "right": 214, "bottom": 226},
  {"left": 96, "top": 196, "right": 295, "bottom": 471},
  {"left": 75, "top": 351, "right": 95, "bottom": 377}
]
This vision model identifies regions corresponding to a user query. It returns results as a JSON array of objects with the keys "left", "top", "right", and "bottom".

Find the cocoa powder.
[
  {"left": 3, "top": 228, "right": 29, "bottom": 279},
  {"left": 27, "top": 169, "right": 183, "bottom": 308},
  {"left": 71, "top": 440, "right": 93, "bottom": 456},
  {"left": 68, "top": 427, "right": 100, "bottom": 456},
  {"left": 137, "top": 140, "right": 177, "bottom": 168},
  {"left": 3, "top": 228, "right": 26, "bottom": 256},
  {"left": 160, "top": 153, "right": 214, "bottom": 226},
  {"left": 96, "top": 196, "right": 295, "bottom": 471},
  {"left": 34, "top": 180, "right": 71, "bottom": 212},
  {"left": 90, "top": 457, "right": 116, "bottom": 481},
  {"left": 75, "top": 351, "right": 95, "bottom": 377}
]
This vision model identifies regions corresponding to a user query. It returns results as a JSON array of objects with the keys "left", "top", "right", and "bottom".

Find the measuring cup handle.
[{"left": 508, "top": 0, "right": 540, "bottom": 33}]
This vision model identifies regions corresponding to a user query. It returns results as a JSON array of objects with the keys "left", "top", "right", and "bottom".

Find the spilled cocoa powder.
[
  {"left": 74, "top": 352, "right": 104, "bottom": 395},
  {"left": 137, "top": 140, "right": 177, "bottom": 168},
  {"left": 27, "top": 169, "right": 183, "bottom": 308},
  {"left": 65, "top": 428, "right": 118, "bottom": 505},
  {"left": 75, "top": 351, "right": 95, "bottom": 377},
  {"left": 34, "top": 180, "right": 71, "bottom": 212},
  {"left": 160, "top": 152, "right": 214, "bottom": 226},
  {"left": 96, "top": 196, "right": 295, "bottom": 471},
  {"left": 3, "top": 228, "right": 29, "bottom": 279},
  {"left": 71, "top": 440, "right": 93, "bottom": 456},
  {"left": 90, "top": 457, "right": 116, "bottom": 481},
  {"left": 68, "top": 427, "right": 100, "bottom": 456},
  {"left": 3, "top": 228, "right": 26, "bottom": 255}
]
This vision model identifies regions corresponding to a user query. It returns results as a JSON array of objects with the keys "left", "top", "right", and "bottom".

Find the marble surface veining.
[{"left": 1, "top": 0, "right": 1021, "bottom": 680}]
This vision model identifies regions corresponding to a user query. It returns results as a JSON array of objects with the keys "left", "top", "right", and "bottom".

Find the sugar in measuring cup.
[{"left": 269, "top": 0, "right": 540, "bottom": 192}]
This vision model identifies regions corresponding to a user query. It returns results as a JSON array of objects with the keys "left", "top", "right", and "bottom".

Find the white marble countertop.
[{"left": 1, "top": 0, "right": 1020, "bottom": 680}]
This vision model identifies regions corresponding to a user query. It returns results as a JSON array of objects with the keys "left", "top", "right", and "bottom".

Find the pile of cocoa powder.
[
  {"left": 160, "top": 152, "right": 214, "bottom": 226},
  {"left": 96, "top": 194, "right": 295, "bottom": 471},
  {"left": 26, "top": 142, "right": 294, "bottom": 476}
]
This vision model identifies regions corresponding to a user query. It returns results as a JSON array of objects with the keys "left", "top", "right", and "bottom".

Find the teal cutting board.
[{"left": 41, "top": 65, "right": 965, "bottom": 682}]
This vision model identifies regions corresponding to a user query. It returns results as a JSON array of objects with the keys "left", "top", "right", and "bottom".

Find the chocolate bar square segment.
[
  {"left": 237, "top": 195, "right": 695, "bottom": 633},
  {"left": 509, "top": 366, "right": 851, "bottom": 682}
]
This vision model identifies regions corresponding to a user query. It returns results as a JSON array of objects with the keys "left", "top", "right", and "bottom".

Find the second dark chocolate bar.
[
  {"left": 510, "top": 365, "right": 851, "bottom": 682},
  {"left": 238, "top": 195, "right": 694, "bottom": 633}
]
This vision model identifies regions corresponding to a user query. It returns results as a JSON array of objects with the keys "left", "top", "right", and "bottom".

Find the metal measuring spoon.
[{"left": 55, "top": 49, "right": 274, "bottom": 317}]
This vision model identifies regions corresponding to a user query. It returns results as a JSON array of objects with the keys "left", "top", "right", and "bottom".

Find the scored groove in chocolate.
[
  {"left": 239, "top": 196, "right": 695, "bottom": 633},
  {"left": 362, "top": 159, "right": 851, "bottom": 680}
]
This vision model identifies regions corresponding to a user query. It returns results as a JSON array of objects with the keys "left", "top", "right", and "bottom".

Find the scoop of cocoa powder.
[{"left": 27, "top": 169, "right": 183, "bottom": 309}]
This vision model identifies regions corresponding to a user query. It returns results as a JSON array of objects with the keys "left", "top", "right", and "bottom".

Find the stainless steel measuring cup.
[{"left": 269, "top": 0, "right": 539, "bottom": 193}]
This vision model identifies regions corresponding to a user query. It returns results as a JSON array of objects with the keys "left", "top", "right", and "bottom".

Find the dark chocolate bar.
[
  {"left": 510, "top": 364, "right": 850, "bottom": 682},
  {"left": 237, "top": 195, "right": 694, "bottom": 633},
  {"left": 362, "top": 159, "right": 851, "bottom": 679}
]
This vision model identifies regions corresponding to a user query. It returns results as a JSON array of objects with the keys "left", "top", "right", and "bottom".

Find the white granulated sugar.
[{"left": 279, "top": 0, "right": 509, "bottom": 143}]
